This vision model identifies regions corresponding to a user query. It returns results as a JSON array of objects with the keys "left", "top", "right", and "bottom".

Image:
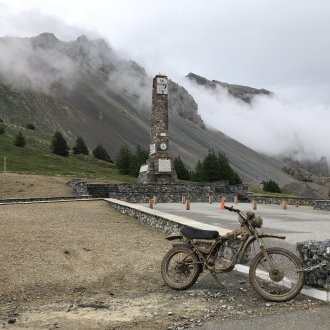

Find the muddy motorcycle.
[{"left": 161, "top": 205, "right": 304, "bottom": 302}]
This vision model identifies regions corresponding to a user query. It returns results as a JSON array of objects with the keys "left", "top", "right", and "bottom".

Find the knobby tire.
[
  {"left": 161, "top": 246, "right": 202, "bottom": 290},
  {"left": 249, "top": 247, "right": 304, "bottom": 302}
]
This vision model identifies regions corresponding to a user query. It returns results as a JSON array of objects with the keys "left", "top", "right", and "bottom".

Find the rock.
[{"left": 8, "top": 319, "right": 16, "bottom": 324}]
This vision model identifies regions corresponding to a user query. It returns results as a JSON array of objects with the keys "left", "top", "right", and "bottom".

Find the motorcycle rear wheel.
[
  {"left": 249, "top": 247, "right": 304, "bottom": 302},
  {"left": 161, "top": 246, "right": 202, "bottom": 290}
]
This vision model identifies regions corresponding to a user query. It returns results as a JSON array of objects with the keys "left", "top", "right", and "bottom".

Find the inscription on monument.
[
  {"left": 158, "top": 159, "right": 171, "bottom": 172},
  {"left": 157, "top": 77, "right": 168, "bottom": 94}
]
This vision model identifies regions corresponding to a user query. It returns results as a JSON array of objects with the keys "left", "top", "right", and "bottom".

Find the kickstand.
[{"left": 210, "top": 271, "right": 224, "bottom": 287}]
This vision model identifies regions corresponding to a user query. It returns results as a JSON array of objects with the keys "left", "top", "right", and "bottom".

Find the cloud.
[
  {"left": 179, "top": 77, "right": 330, "bottom": 162},
  {"left": 0, "top": 35, "right": 78, "bottom": 93}
]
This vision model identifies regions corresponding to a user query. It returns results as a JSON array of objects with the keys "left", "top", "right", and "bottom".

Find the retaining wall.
[
  {"left": 74, "top": 182, "right": 248, "bottom": 203},
  {"left": 314, "top": 200, "right": 330, "bottom": 211}
]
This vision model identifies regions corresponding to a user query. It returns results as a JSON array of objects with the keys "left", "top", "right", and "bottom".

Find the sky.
[{"left": 1, "top": 0, "right": 330, "bottom": 161}]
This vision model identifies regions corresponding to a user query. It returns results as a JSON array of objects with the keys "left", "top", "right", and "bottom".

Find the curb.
[{"left": 0, "top": 196, "right": 102, "bottom": 205}]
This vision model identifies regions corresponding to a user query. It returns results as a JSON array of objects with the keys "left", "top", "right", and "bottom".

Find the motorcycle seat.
[{"left": 180, "top": 226, "right": 220, "bottom": 240}]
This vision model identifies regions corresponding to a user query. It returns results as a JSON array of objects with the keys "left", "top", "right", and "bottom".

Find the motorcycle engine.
[{"left": 217, "top": 239, "right": 241, "bottom": 260}]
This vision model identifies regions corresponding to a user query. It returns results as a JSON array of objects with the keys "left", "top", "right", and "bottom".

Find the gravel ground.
[
  {"left": 0, "top": 173, "right": 73, "bottom": 198},
  {"left": 0, "top": 200, "right": 325, "bottom": 329}
]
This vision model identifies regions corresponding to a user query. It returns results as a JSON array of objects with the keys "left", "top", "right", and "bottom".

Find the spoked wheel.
[
  {"left": 249, "top": 247, "right": 304, "bottom": 302},
  {"left": 161, "top": 246, "right": 202, "bottom": 290}
]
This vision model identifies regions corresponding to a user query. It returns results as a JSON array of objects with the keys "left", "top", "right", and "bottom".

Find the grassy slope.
[{"left": 0, "top": 129, "right": 136, "bottom": 183}]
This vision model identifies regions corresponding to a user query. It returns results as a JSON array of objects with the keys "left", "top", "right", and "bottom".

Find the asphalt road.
[
  {"left": 146, "top": 202, "right": 330, "bottom": 252},
  {"left": 145, "top": 202, "right": 330, "bottom": 329},
  {"left": 200, "top": 305, "right": 330, "bottom": 330}
]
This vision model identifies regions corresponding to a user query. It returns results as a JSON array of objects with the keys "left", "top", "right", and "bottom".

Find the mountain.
[
  {"left": 0, "top": 33, "right": 294, "bottom": 185},
  {"left": 186, "top": 72, "right": 271, "bottom": 103}
]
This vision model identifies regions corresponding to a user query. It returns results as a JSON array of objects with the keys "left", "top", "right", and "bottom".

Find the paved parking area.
[{"left": 143, "top": 202, "right": 330, "bottom": 251}]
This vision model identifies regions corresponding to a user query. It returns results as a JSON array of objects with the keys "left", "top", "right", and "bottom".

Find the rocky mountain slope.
[
  {"left": 0, "top": 33, "right": 294, "bottom": 185},
  {"left": 186, "top": 72, "right": 271, "bottom": 103}
]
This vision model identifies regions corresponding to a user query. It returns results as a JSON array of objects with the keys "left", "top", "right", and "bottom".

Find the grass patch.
[{"left": 0, "top": 131, "right": 136, "bottom": 183}]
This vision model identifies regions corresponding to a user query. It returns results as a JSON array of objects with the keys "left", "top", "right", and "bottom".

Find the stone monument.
[{"left": 138, "top": 75, "right": 177, "bottom": 184}]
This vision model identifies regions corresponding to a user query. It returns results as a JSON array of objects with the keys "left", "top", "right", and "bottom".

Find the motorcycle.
[{"left": 161, "top": 205, "right": 304, "bottom": 302}]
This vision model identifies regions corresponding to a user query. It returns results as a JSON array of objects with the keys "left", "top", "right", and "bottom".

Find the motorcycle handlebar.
[{"left": 224, "top": 205, "right": 241, "bottom": 213}]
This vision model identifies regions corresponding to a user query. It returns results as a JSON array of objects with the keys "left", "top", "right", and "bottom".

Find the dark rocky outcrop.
[{"left": 186, "top": 72, "right": 271, "bottom": 103}]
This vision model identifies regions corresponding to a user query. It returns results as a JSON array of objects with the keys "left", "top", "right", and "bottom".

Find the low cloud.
[
  {"left": 179, "top": 78, "right": 330, "bottom": 162},
  {"left": 0, "top": 36, "right": 78, "bottom": 93}
]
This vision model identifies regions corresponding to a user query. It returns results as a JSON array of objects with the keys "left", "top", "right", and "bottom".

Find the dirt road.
[{"left": 0, "top": 200, "right": 324, "bottom": 329}]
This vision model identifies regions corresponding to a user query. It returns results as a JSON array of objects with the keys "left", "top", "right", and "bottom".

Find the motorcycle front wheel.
[
  {"left": 249, "top": 247, "right": 304, "bottom": 302},
  {"left": 161, "top": 246, "right": 202, "bottom": 290}
]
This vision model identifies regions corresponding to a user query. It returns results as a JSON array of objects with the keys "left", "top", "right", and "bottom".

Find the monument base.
[{"left": 138, "top": 159, "right": 177, "bottom": 184}]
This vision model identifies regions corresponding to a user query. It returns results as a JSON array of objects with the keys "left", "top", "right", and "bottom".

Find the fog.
[
  {"left": 179, "top": 77, "right": 330, "bottom": 162},
  {"left": 0, "top": 36, "right": 78, "bottom": 93}
]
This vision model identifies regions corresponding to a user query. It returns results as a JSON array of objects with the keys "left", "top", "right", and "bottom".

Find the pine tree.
[
  {"left": 128, "top": 145, "right": 149, "bottom": 177},
  {"left": 92, "top": 144, "right": 112, "bottom": 162},
  {"left": 73, "top": 137, "right": 89, "bottom": 155},
  {"left": 116, "top": 145, "right": 132, "bottom": 175},
  {"left": 174, "top": 156, "right": 190, "bottom": 180},
  {"left": 201, "top": 150, "right": 220, "bottom": 181},
  {"left": 191, "top": 160, "right": 203, "bottom": 182},
  {"left": 51, "top": 131, "right": 69, "bottom": 157},
  {"left": 14, "top": 132, "right": 26, "bottom": 147}
]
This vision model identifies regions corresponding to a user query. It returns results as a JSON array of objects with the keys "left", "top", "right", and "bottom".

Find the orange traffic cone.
[{"left": 220, "top": 197, "right": 225, "bottom": 210}]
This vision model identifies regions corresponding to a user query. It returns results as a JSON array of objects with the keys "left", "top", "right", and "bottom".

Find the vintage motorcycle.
[{"left": 161, "top": 205, "right": 305, "bottom": 302}]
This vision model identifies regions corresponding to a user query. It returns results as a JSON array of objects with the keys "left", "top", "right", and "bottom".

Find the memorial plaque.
[
  {"left": 157, "top": 77, "right": 168, "bottom": 94},
  {"left": 158, "top": 159, "right": 171, "bottom": 172},
  {"left": 139, "top": 164, "right": 148, "bottom": 173},
  {"left": 150, "top": 143, "right": 156, "bottom": 155}
]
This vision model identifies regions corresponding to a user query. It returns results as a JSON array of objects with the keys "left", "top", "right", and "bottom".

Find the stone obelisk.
[{"left": 138, "top": 75, "right": 177, "bottom": 184}]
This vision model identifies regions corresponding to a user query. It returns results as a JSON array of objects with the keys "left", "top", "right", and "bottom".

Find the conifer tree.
[
  {"left": 174, "top": 156, "right": 190, "bottom": 180},
  {"left": 128, "top": 145, "right": 149, "bottom": 177},
  {"left": 51, "top": 131, "right": 69, "bottom": 157},
  {"left": 73, "top": 137, "right": 89, "bottom": 155},
  {"left": 116, "top": 145, "right": 132, "bottom": 175},
  {"left": 92, "top": 144, "right": 112, "bottom": 162}
]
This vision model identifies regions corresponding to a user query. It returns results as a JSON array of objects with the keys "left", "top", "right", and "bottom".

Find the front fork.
[{"left": 254, "top": 236, "right": 277, "bottom": 269}]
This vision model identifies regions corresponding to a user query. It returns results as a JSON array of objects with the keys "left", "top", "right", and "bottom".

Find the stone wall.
[
  {"left": 106, "top": 200, "right": 181, "bottom": 235},
  {"left": 297, "top": 240, "right": 330, "bottom": 289},
  {"left": 314, "top": 200, "right": 330, "bottom": 211},
  {"left": 73, "top": 182, "right": 248, "bottom": 203},
  {"left": 250, "top": 195, "right": 315, "bottom": 207}
]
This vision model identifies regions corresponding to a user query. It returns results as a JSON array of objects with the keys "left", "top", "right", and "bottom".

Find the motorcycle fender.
[
  {"left": 243, "top": 233, "right": 286, "bottom": 249},
  {"left": 258, "top": 232, "right": 286, "bottom": 240}
]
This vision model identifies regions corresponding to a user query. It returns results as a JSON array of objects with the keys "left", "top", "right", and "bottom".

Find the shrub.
[
  {"left": 14, "top": 132, "right": 26, "bottom": 147},
  {"left": 0, "top": 125, "right": 5, "bottom": 135},
  {"left": 73, "top": 137, "right": 89, "bottom": 155},
  {"left": 92, "top": 144, "right": 112, "bottom": 162},
  {"left": 262, "top": 180, "right": 282, "bottom": 193},
  {"left": 26, "top": 123, "right": 35, "bottom": 130},
  {"left": 51, "top": 131, "right": 69, "bottom": 157}
]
